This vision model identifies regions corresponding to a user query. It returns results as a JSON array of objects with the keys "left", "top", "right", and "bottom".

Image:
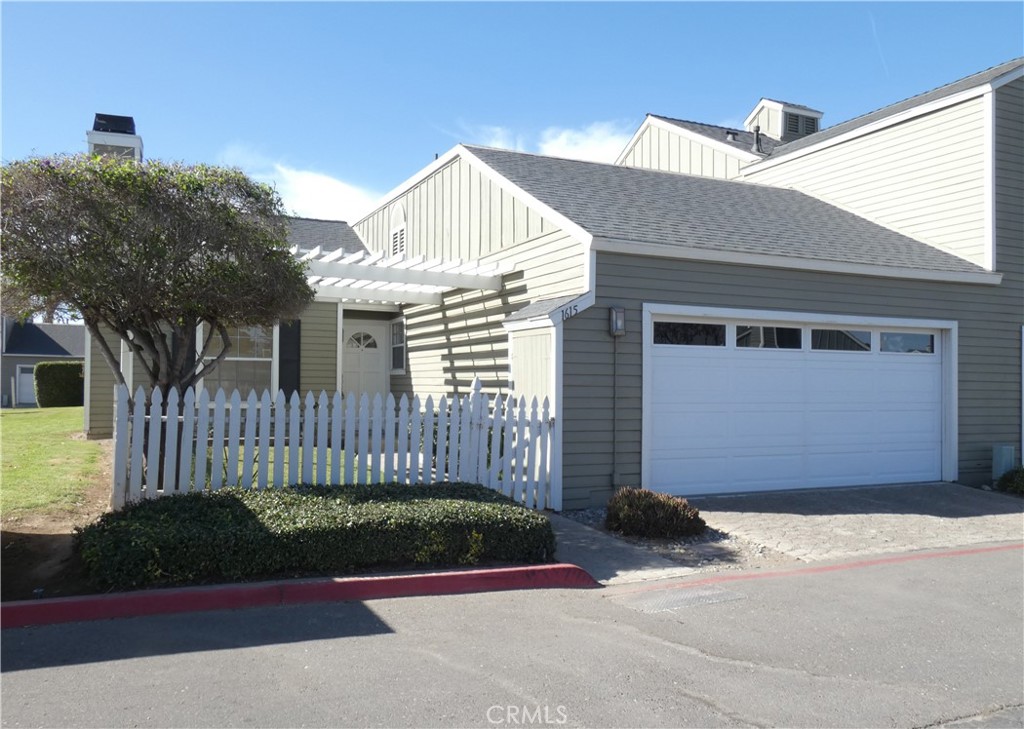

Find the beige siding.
[
  {"left": 392, "top": 229, "right": 585, "bottom": 400},
  {"left": 86, "top": 326, "right": 122, "bottom": 438},
  {"left": 299, "top": 301, "right": 338, "bottom": 394},
  {"left": 619, "top": 124, "right": 745, "bottom": 179},
  {"left": 741, "top": 96, "right": 990, "bottom": 267},
  {"left": 354, "top": 156, "right": 556, "bottom": 259},
  {"left": 749, "top": 106, "right": 782, "bottom": 141},
  {"left": 559, "top": 252, "right": 1022, "bottom": 510},
  {"left": 510, "top": 329, "right": 553, "bottom": 402}
]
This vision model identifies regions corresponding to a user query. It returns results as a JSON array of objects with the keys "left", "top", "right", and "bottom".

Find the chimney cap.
[{"left": 92, "top": 113, "right": 136, "bottom": 135}]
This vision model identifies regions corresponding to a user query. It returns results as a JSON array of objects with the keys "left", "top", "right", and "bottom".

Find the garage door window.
[
  {"left": 654, "top": 322, "right": 725, "bottom": 346},
  {"left": 736, "top": 325, "right": 802, "bottom": 349},
  {"left": 811, "top": 329, "right": 871, "bottom": 352},
  {"left": 881, "top": 332, "right": 934, "bottom": 354}
]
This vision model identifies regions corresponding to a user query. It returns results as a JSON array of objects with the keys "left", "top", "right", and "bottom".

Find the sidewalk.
[{"left": 548, "top": 513, "right": 695, "bottom": 585}]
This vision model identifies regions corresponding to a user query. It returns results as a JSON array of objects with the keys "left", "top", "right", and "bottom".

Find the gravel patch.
[{"left": 562, "top": 507, "right": 800, "bottom": 573}]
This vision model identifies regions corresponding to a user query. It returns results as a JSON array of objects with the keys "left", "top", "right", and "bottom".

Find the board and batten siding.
[
  {"left": 299, "top": 301, "right": 339, "bottom": 394},
  {"left": 740, "top": 95, "right": 990, "bottom": 267},
  {"left": 619, "top": 124, "right": 745, "bottom": 179},
  {"left": 558, "top": 252, "right": 1022, "bottom": 510},
  {"left": 86, "top": 326, "right": 123, "bottom": 438},
  {"left": 355, "top": 156, "right": 555, "bottom": 260},
  {"left": 391, "top": 229, "right": 585, "bottom": 401},
  {"left": 510, "top": 329, "right": 553, "bottom": 403}
]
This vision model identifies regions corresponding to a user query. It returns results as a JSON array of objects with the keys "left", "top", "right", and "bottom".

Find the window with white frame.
[
  {"left": 202, "top": 325, "right": 274, "bottom": 395},
  {"left": 390, "top": 319, "right": 406, "bottom": 372}
]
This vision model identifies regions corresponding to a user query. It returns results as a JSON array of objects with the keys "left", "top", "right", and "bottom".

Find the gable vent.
[{"left": 390, "top": 227, "right": 406, "bottom": 256}]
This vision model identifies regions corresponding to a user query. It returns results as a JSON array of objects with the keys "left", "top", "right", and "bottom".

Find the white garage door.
[{"left": 646, "top": 316, "right": 944, "bottom": 496}]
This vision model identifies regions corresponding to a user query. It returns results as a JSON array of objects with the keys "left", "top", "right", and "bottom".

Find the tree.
[
  {"left": 1, "top": 154, "right": 315, "bottom": 401},
  {"left": 1, "top": 275, "right": 79, "bottom": 323}
]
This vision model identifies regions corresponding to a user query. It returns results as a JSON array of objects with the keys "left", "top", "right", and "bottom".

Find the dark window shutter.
[{"left": 278, "top": 320, "right": 301, "bottom": 397}]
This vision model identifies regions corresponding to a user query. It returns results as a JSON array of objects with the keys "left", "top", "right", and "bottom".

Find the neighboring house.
[
  {"left": 83, "top": 59, "right": 1023, "bottom": 510},
  {"left": 1, "top": 318, "right": 86, "bottom": 407}
]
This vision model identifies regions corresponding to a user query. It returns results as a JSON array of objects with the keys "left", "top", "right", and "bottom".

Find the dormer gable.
[{"left": 743, "top": 99, "right": 824, "bottom": 142}]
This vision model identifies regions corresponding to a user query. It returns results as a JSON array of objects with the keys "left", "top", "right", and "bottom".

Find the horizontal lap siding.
[
  {"left": 559, "top": 252, "right": 1022, "bottom": 510},
  {"left": 619, "top": 125, "right": 744, "bottom": 179},
  {"left": 993, "top": 78, "right": 1024, "bottom": 463},
  {"left": 742, "top": 96, "right": 989, "bottom": 267},
  {"left": 354, "top": 157, "right": 553, "bottom": 260},
  {"left": 393, "top": 230, "right": 585, "bottom": 401},
  {"left": 86, "top": 326, "right": 122, "bottom": 438},
  {"left": 300, "top": 302, "right": 338, "bottom": 394}
]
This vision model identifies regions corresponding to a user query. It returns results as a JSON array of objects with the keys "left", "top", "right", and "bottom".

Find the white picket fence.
[{"left": 111, "top": 379, "right": 557, "bottom": 511}]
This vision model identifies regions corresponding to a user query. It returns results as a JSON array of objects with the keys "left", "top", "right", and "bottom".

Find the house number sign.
[{"left": 559, "top": 304, "right": 580, "bottom": 321}]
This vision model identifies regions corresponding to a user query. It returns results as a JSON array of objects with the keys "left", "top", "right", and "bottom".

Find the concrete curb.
[{"left": 1, "top": 563, "right": 599, "bottom": 629}]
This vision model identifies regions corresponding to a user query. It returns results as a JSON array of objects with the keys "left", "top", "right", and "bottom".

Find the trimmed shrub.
[
  {"left": 995, "top": 466, "right": 1024, "bottom": 495},
  {"left": 605, "top": 487, "right": 706, "bottom": 538},
  {"left": 34, "top": 361, "right": 84, "bottom": 407},
  {"left": 75, "top": 483, "right": 555, "bottom": 591}
]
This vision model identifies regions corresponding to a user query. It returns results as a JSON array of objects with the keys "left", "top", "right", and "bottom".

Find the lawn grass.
[{"left": 0, "top": 407, "right": 103, "bottom": 515}]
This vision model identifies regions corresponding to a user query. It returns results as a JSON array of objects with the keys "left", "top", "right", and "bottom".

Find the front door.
[
  {"left": 16, "top": 365, "right": 36, "bottom": 406},
  {"left": 341, "top": 322, "right": 388, "bottom": 398}
]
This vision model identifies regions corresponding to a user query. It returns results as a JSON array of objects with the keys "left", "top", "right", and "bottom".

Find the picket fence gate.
[{"left": 110, "top": 379, "right": 557, "bottom": 511}]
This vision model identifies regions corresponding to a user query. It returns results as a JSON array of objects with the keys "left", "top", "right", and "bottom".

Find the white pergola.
[{"left": 294, "top": 247, "right": 512, "bottom": 306}]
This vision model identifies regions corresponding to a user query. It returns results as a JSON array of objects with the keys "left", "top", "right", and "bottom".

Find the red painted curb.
[{"left": 0, "top": 564, "right": 599, "bottom": 629}]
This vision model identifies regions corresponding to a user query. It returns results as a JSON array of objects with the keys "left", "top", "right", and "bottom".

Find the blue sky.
[{"left": 3, "top": 2, "right": 1022, "bottom": 223}]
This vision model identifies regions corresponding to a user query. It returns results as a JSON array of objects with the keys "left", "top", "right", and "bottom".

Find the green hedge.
[
  {"left": 996, "top": 466, "right": 1024, "bottom": 495},
  {"left": 75, "top": 483, "right": 555, "bottom": 591},
  {"left": 606, "top": 486, "right": 707, "bottom": 538},
  {"left": 34, "top": 361, "right": 84, "bottom": 407}
]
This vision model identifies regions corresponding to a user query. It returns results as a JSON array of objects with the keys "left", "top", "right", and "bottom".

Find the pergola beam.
[{"left": 306, "top": 260, "right": 504, "bottom": 291}]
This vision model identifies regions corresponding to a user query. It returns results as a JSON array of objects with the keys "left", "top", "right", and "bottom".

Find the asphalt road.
[{"left": 2, "top": 544, "right": 1022, "bottom": 728}]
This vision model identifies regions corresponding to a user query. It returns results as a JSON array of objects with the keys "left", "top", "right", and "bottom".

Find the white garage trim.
[{"left": 641, "top": 303, "right": 959, "bottom": 493}]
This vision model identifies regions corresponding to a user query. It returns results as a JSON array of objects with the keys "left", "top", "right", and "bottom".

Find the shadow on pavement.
[
  {"left": 1, "top": 601, "right": 393, "bottom": 672},
  {"left": 690, "top": 483, "right": 1024, "bottom": 518}
]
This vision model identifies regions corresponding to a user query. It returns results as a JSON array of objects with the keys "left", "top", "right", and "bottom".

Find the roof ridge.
[
  {"left": 649, "top": 114, "right": 744, "bottom": 133},
  {"left": 285, "top": 215, "right": 351, "bottom": 225},
  {"left": 774, "top": 56, "right": 1024, "bottom": 151}
]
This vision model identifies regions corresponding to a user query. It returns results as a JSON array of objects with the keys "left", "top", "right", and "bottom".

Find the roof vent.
[
  {"left": 751, "top": 125, "right": 763, "bottom": 154},
  {"left": 725, "top": 131, "right": 737, "bottom": 142},
  {"left": 92, "top": 113, "right": 136, "bottom": 135}
]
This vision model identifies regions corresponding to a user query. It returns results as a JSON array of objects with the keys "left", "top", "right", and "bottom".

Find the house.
[
  {"left": 1, "top": 318, "right": 86, "bottom": 407},
  {"left": 84, "top": 58, "right": 1023, "bottom": 510}
]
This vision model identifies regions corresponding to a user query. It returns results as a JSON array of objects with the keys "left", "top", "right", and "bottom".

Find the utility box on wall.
[{"left": 992, "top": 444, "right": 1017, "bottom": 481}]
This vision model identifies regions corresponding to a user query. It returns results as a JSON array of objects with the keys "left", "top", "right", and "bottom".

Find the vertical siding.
[
  {"left": 391, "top": 229, "right": 585, "bottom": 401},
  {"left": 619, "top": 124, "right": 747, "bottom": 180},
  {"left": 559, "top": 252, "right": 1022, "bottom": 510},
  {"left": 299, "top": 301, "right": 338, "bottom": 394},
  {"left": 510, "top": 330, "right": 553, "bottom": 401},
  {"left": 742, "top": 96, "right": 990, "bottom": 267},
  {"left": 86, "top": 325, "right": 122, "bottom": 438},
  {"left": 354, "top": 156, "right": 555, "bottom": 259}
]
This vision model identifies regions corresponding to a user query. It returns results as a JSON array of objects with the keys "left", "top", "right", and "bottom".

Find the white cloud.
[
  {"left": 462, "top": 124, "right": 527, "bottom": 152},
  {"left": 216, "top": 144, "right": 381, "bottom": 223},
  {"left": 537, "top": 121, "right": 634, "bottom": 163}
]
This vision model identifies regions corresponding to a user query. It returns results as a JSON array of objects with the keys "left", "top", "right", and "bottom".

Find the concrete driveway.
[{"left": 689, "top": 482, "right": 1024, "bottom": 562}]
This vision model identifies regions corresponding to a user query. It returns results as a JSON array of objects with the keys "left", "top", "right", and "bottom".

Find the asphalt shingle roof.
[
  {"left": 650, "top": 116, "right": 780, "bottom": 156},
  {"left": 464, "top": 145, "right": 986, "bottom": 275},
  {"left": 4, "top": 322, "right": 85, "bottom": 357},
  {"left": 768, "top": 58, "right": 1024, "bottom": 159},
  {"left": 285, "top": 217, "right": 368, "bottom": 255},
  {"left": 505, "top": 295, "right": 581, "bottom": 323}
]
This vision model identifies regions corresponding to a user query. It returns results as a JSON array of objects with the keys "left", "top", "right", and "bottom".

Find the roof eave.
[{"left": 590, "top": 236, "right": 1002, "bottom": 286}]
